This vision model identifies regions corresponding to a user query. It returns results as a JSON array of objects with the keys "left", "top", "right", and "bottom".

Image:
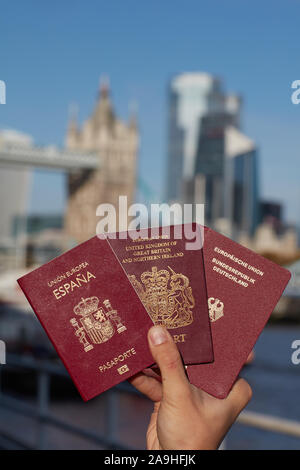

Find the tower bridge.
[{"left": 0, "top": 82, "right": 156, "bottom": 257}]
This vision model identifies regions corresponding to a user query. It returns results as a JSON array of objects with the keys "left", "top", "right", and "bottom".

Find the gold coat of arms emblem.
[
  {"left": 70, "top": 297, "right": 126, "bottom": 352},
  {"left": 129, "top": 266, "right": 195, "bottom": 329}
]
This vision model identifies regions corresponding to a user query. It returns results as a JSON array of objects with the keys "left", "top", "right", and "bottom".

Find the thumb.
[{"left": 148, "top": 325, "right": 190, "bottom": 403}]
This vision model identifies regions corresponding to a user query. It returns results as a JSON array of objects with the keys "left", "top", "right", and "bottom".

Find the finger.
[
  {"left": 225, "top": 378, "right": 252, "bottom": 418},
  {"left": 245, "top": 350, "right": 255, "bottom": 365},
  {"left": 148, "top": 325, "right": 190, "bottom": 402},
  {"left": 129, "top": 371, "right": 162, "bottom": 402},
  {"left": 149, "top": 366, "right": 161, "bottom": 377},
  {"left": 142, "top": 368, "right": 162, "bottom": 382}
]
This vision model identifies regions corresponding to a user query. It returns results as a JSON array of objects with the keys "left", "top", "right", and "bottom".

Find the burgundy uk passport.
[
  {"left": 17, "top": 236, "right": 154, "bottom": 401},
  {"left": 107, "top": 224, "right": 213, "bottom": 365},
  {"left": 187, "top": 225, "right": 291, "bottom": 398}
]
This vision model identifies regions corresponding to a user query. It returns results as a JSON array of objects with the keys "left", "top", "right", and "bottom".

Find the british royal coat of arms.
[
  {"left": 70, "top": 297, "right": 126, "bottom": 352},
  {"left": 129, "top": 266, "right": 195, "bottom": 329}
]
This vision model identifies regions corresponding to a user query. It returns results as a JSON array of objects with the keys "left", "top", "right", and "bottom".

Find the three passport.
[{"left": 17, "top": 224, "right": 291, "bottom": 401}]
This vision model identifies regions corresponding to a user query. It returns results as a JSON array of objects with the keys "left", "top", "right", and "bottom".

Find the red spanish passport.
[
  {"left": 187, "top": 225, "right": 291, "bottom": 398},
  {"left": 17, "top": 236, "right": 154, "bottom": 401},
  {"left": 107, "top": 224, "right": 213, "bottom": 365}
]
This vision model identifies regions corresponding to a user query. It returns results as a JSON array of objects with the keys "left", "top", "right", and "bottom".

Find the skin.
[{"left": 129, "top": 325, "right": 252, "bottom": 450}]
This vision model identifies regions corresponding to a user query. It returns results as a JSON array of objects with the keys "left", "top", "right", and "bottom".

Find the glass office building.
[
  {"left": 166, "top": 73, "right": 225, "bottom": 203},
  {"left": 223, "top": 126, "right": 259, "bottom": 237},
  {"left": 166, "top": 72, "right": 258, "bottom": 238}
]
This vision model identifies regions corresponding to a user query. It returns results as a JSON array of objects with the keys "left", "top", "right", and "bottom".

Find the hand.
[{"left": 129, "top": 325, "right": 252, "bottom": 450}]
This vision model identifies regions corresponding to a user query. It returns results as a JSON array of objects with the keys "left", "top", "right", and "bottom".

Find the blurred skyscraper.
[
  {"left": 166, "top": 73, "right": 226, "bottom": 202},
  {"left": 223, "top": 126, "right": 259, "bottom": 237},
  {"left": 166, "top": 72, "right": 259, "bottom": 238}
]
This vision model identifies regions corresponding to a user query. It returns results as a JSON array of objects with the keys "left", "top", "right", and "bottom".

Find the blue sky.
[{"left": 1, "top": 0, "right": 300, "bottom": 223}]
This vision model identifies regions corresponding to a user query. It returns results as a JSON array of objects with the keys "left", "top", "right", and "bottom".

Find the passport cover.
[
  {"left": 107, "top": 224, "right": 213, "bottom": 365},
  {"left": 17, "top": 236, "right": 154, "bottom": 401},
  {"left": 187, "top": 225, "right": 291, "bottom": 398}
]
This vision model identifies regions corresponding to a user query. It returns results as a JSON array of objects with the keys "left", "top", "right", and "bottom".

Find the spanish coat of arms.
[{"left": 70, "top": 297, "right": 126, "bottom": 352}]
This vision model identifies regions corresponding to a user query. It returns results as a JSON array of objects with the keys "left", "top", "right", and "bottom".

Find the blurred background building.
[
  {"left": 166, "top": 72, "right": 258, "bottom": 237},
  {"left": 166, "top": 72, "right": 299, "bottom": 264},
  {"left": 65, "top": 81, "right": 138, "bottom": 243},
  {"left": 0, "top": 130, "right": 33, "bottom": 271}
]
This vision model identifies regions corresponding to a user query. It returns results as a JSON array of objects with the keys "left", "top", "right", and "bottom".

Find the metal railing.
[
  {"left": 0, "top": 354, "right": 138, "bottom": 449},
  {"left": 0, "top": 353, "right": 300, "bottom": 450}
]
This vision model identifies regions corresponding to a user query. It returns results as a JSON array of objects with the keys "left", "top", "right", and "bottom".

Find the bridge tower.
[{"left": 65, "top": 80, "right": 138, "bottom": 244}]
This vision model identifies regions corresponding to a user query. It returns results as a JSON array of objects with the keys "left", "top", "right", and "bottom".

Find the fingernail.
[{"left": 149, "top": 325, "right": 168, "bottom": 346}]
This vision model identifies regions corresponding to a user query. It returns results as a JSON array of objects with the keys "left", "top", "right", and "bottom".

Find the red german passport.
[
  {"left": 17, "top": 236, "right": 154, "bottom": 401},
  {"left": 187, "top": 225, "right": 291, "bottom": 398},
  {"left": 107, "top": 224, "right": 213, "bottom": 365}
]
